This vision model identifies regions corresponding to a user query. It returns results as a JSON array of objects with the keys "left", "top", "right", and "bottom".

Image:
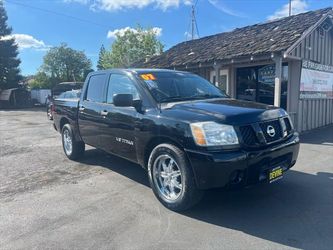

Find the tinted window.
[
  {"left": 138, "top": 72, "right": 227, "bottom": 103},
  {"left": 85, "top": 74, "right": 106, "bottom": 102},
  {"left": 107, "top": 74, "right": 140, "bottom": 103}
]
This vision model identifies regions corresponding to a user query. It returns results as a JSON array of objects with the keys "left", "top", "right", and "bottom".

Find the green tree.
[
  {"left": 41, "top": 43, "right": 92, "bottom": 84},
  {"left": 97, "top": 44, "right": 107, "bottom": 70},
  {"left": 99, "top": 50, "right": 113, "bottom": 70},
  {"left": 103, "top": 26, "right": 164, "bottom": 68},
  {"left": 0, "top": 1, "right": 21, "bottom": 90},
  {"left": 97, "top": 44, "right": 114, "bottom": 70},
  {"left": 29, "top": 71, "right": 50, "bottom": 89}
]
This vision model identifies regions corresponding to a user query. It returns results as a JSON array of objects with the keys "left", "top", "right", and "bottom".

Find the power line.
[{"left": 5, "top": 0, "right": 110, "bottom": 29}]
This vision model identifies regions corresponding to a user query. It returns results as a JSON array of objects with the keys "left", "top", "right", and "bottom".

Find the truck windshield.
[{"left": 139, "top": 72, "right": 228, "bottom": 103}]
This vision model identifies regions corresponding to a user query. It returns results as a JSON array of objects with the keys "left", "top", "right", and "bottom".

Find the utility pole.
[{"left": 289, "top": 0, "right": 292, "bottom": 16}]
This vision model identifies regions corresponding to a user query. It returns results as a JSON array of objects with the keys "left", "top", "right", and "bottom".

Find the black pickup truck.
[{"left": 53, "top": 69, "right": 300, "bottom": 211}]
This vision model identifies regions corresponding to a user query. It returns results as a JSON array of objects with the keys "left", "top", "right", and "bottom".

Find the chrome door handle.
[
  {"left": 100, "top": 110, "right": 108, "bottom": 116},
  {"left": 79, "top": 106, "right": 85, "bottom": 111}
]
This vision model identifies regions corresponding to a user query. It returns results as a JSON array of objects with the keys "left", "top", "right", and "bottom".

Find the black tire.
[
  {"left": 148, "top": 143, "right": 203, "bottom": 211},
  {"left": 61, "top": 124, "right": 85, "bottom": 160}
]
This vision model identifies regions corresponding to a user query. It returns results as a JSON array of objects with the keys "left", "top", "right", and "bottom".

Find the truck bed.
[{"left": 53, "top": 98, "right": 80, "bottom": 131}]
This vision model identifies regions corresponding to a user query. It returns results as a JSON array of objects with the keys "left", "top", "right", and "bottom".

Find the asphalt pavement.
[{"left": 0, "top": 108, "right": 332, "bottom": 249}]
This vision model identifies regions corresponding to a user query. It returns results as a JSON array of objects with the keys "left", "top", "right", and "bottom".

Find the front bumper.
[{"left": 185, "top": 133, "right": 300, "bottom": 189}]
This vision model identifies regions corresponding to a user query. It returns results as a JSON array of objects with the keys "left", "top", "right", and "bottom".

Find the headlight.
[{"left": 190, "top": 122, "right": 239, "bottom": 146}]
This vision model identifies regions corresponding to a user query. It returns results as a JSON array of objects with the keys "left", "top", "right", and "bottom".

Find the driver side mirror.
[{"left": 113, "top": 94, "right": 133, "bottom": 107}]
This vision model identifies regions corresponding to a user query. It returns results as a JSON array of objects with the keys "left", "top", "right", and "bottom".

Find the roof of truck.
[{"left": 93, "top": 68, "right": 191, "bottom": 75}]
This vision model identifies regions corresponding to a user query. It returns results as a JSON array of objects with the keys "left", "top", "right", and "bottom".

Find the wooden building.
[
  {"left": 140, "top": 8, "right": 333, "bottom": 132},
  {"left": 0, "top": 88, "right": 31, "bottom": 108}
]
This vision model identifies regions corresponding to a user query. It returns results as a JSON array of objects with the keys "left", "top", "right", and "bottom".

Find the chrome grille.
[
  {"left": 239, "top": 118, "right": 291, "bottom": 146},
  {"left": 259, "top": 119, "right": 283, "bottom": 143},
  {"left": 239, "top": 125, "right": 258, "bottom": 146}
]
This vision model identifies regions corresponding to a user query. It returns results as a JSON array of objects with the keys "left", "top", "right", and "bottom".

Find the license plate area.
[{"left": 269, "top": 166, "right": 283, "bottom": 183}]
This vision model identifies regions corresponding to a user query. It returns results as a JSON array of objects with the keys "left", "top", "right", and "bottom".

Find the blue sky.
[{"left": 3, "top": 0, "right": 332, "bottom": 75}]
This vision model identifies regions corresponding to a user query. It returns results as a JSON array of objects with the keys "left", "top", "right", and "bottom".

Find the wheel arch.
[
  {"left": 60, "top": 118, "right": 83, "bottom": 142},
  {"left": 143, "top": 136, "right": 187, "bottom": 170},
  {"left": 145, "top": 136, "right": 203, "bottom": 210},
  {"left": 59, "top": 117, "right": 70, "bottom": 131}
]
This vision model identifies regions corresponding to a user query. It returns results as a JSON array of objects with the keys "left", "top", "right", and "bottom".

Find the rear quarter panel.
[{"left": 53, "top": 98, "right": 81, "bottom": 141}]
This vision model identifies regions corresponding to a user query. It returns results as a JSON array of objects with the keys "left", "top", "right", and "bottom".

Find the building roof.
[
  {"left": 141, "top": 8, "right": 333, "bottom": 68},
  {"left": 0, "top": 88, "right": 19, "bottom": 101}
]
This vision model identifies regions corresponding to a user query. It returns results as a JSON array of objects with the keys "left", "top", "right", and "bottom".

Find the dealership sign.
[
  {"left": 258, "top": 65, "right": 275, "bottom": 84},
  {"left": 300, "top": 60, "right": 333, "bottom": 99}
]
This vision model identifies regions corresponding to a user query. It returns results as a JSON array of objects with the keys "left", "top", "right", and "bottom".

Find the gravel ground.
[{"left": 0, "top": 108, "right": 332, "bottom": 250}]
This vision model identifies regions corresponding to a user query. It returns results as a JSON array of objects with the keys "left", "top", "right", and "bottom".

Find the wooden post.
[
  {"left": 214, "top": 64, "right": 220, "bottom": 87},
  {"left": 13, "top": 91, "right": 16, "bottom": 107},
  {"left": 273, "top": 56, "right": 282, "bottom": 107},
  {"left": 229, "top": 66, "right": 236, "bottom": 98}
]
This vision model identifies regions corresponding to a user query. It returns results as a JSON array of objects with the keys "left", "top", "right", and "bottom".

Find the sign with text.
[
  {"left": 258, "top": 65, "right": 275, "bottom": 84},
  {"left": 300, "top": 60, "right": 333, "bottom": 99}
]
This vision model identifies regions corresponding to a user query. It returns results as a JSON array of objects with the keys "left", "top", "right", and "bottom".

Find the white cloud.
[
  {"left": 183, "top": 0, "right": 193, "bottom": 5},
  {"left": 107, "top": 26, "right": 162, "bottom": 39},
  {"left": 184, "top": 31, "right": 199, "bottom": 40},
  {"left": 0, "top": 34, "right": 50, "bottom": 50},
  {"left": 208, "top": 0, "right": 246, "bottom": 18},
  {"left": 268, "top": 0, "right": 309, "bottom": 20},
  {"left": 65, "top": 0, "right": 192, "bottom": 11},
  {"left": 150, "top": 27, "right": 163, "bottom": 36},
  {"left": 92, "top": 0, "right": 153, "bottom": 11},
  {"left": 184, "top": 31, "right": 191, "bottom": 40}
]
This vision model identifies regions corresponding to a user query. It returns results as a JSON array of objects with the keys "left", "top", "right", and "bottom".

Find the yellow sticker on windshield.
[{"left": 140, "top": 74, "right": 156, "bottom": 81}]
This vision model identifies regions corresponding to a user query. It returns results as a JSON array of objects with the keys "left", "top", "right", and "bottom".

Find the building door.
[
  {"left": 210, "top": 69, "right": 229, "bottom": 93},
  {"left": 219, "top": 69, "right": 229, "bottom": 93},
  {"left": 210, "top": 70, "right": 217, "bottom": 86}
]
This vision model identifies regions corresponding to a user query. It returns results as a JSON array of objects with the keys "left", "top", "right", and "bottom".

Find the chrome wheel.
[
  {"left": 152, "top": 154, "right": 183, "bottom": 201},
  {"left": 63, "top": 129, "right": 73, "bottom": 155}
]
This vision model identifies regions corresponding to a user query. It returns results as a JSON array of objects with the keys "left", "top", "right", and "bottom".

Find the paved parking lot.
[{"left": 0, "top": 108, "right": 332, "bottom": 250}]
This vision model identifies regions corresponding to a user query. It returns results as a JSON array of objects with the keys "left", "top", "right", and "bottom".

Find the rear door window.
[{"left": 85, "top": 74, "right": 106, "bottom": 103}]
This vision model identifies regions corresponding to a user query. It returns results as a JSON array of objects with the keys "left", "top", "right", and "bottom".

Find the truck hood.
[{"left": 160, "top": 98, "right": 287, "bottom": 125}]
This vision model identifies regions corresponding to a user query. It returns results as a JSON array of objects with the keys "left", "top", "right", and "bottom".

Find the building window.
[{"left": 236, "top": 64, "right": 288, "bottom": 109}]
